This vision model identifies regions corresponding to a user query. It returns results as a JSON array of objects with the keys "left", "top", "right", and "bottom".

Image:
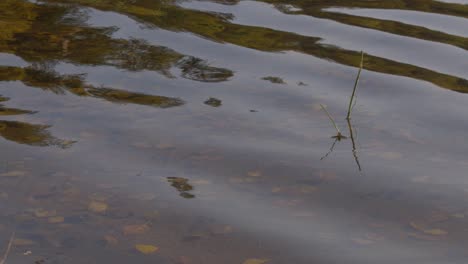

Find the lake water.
[{"left": 1, "top": 0, "right": 468, "bottom": 263}]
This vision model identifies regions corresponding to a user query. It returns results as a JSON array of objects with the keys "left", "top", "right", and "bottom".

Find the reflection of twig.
[
  {"left": 321, "top": 138, "right": 338, "bottom": 160},
  {"left": 0, "top": 230, "right": 15, "bottom": 264},
  {"left": 347, "top": 119, "right": 362, "bottom": 172},
  {"left": 320, "top": 104, "right": 346, "bottom": 140},
  {"left": 346, "top": 51, "right": 364, "bottom": 120}
]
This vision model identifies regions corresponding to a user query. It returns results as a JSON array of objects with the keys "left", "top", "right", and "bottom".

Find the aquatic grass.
[
  {"left": 320, "top": 51, "right": 365, "bottom": 171},
  {"left": 320, "top": 51, "right": 364, "bottom": 138},
  {"left": 346, "top": 51, "right": 364, "bottom": 120}
]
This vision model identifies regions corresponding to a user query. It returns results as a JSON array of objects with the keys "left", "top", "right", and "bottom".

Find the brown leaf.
[
  {"left": 243, "top": 258, "right": 269, "bottom": 264},
  {"left": 247, "top": 170, "right": 262, "bottom": 177},
  {"left": 34, "top": 209, "right": 57, "bottom": 218},
  {"left": 13, "top": 238, "right": 35, "bottom": 246},
  {"left": 88, "top": 201, "right": 108, "bottom": 214},
  {"left": 210, "top": 225, "right": 233, "bottom": 235},
  {"left": 103, "top": 235, "right": 118, "bottom": 246},
  {"left": 48, "top": 216, "right": 64, "bottom": 224},
  {"left": 175, "top": 256, "right": 192, "bottom": 264}
]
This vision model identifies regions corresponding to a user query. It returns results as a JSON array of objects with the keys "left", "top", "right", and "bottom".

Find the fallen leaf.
[
  {"left": 175, "top": 256, "right": 192, "bottom": 264},
  {"left": 247, "top": 170, "right": 262, "bottom": 177},
  {"left": 410, "top": 221, "right": 447, "bottom": 236},
  {"left": 192, "top": 179, "right": 211, "bottom": 185},
  {"left": 407, "top": 232, "right": 439, "bottom": 241},
  {"left": 34, "top": 209, "right": 57, "bottom": 218},
  {"left": 411, "top": 176, "right": 430, "bottom": 183},
  {"left": 48, "top": 216, "right": 64, "bottom": 224},
  {"left": 427, "top": 211, "right": 449, "bottom": 223},
  {"left": 143, "top": 211, "right": 160, "bottom": 221},
  {"left": 135, "top": 244, "right": 158, "bottom": 254},
  {"left": 0, "top": 170, "right": 26, "bottom": 177},
  {"left": 156, "top": 143, "right": 174, "bottom": 150},
  {"left": 351, "top": 233, "right": 384, "bottom": 245},
  {"left": 451, "top": 213, "right": 465, "bottom": 218},
  {"left": 132, "top": 193, "right": 157, "bottom": 201},
  {"left": 319, "top": 170, "right": 337, "bottom": 181},
  {"left": 243, "top": 258, "right": 269, "bottom": 264},
  {"left": 88, "top": 201, "right": 108, "bottom": 213},
  {"left": 13, "top": 238, "right": 35, "bottom": 246},
  {"left": 229, "top": 177, "right": 244, "bottom": 184},
  {"left": 293, "top": 211, "right": 314, "bottom": 218},
  {"left": 210, "top": 225, "right": 233, "bottom": 235},
  {"left": 299, "top": 185, "right": 317, "bottom": 194},
  {"left": 123, "top": 224, "right": 150, "bottom": 235},
  {"left": 103, "top": 235, "right": 118, "bottom": 246},
  {"left": 271, "top": 187, "right": 281, "bottom": 193},
  {"left": 351, "top": 238, "right": 374, "bottom": 245},
  {"left": 422, "top": 228, "right": 447, "bottom": 236}
]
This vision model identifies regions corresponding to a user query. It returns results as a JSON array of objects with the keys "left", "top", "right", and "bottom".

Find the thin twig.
[
  {"left": 0, "top": 230, "right": 16, "bottom": 264},
  {"left": 320, "top": 138, "right": 338, "bottom": 160},
  {"left": 346, "top": 51, "right": 364, "bottom": 120},
  {"left": 320, "top": 104, "right": 344, "bottom": 139},
  {"left": 346, "top": 119, "right": 362, "bottom": 172}
]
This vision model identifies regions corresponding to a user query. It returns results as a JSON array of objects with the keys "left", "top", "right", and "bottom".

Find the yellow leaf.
[
  {"left": 48, "top": 216, "right": 64, "bottom": 223},
  {"left": 34, "top": 209, "right": 56, "bottom": 218},
  {"left": 410, "top": 221, "right": 447, "bottom": 236},
  {"left": 88, "top": 201, "right": 108, "bottom": 213},
  {"left": 13, "top": 238, "right": 35, "bottom": 246},
  {"left": 135, "top": 244, "right": 158, "bottom": 254},
  {"left": 0, "top": 170, "right": 27, "bottom": 177},
  {"left": 210, "top": 225, "right": 233, "bottom": 235},
  {"left": 271, "top": 187, "right": 281, "bottom": 193},
  {"left": 242, "top": 258, "right": 269, "bottom": 264},
  {"left": 423, "top": 229, "right": 447, "bottom": 236},
  {"left": 123, "top": 224, "right": 150, "bottom": 235},
  {"left": 247, "top": 170, "right": 262, "bottom": 177}
]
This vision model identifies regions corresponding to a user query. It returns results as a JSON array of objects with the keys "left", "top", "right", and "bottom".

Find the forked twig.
[
  {"left": 0, "top": 230, "right": 16, "bottom": 264},
  {"left": 320, "top": 104, "right": 346, "bottom": 140}
]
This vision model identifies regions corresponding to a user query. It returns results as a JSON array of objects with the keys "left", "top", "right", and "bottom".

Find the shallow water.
[{"left": 1, "top": 0, "right": 468, "bottom": 263}]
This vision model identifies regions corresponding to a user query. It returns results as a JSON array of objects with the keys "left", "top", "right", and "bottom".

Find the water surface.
[{"left": 1, "top": 0, "right": 468, "bottom": 263}]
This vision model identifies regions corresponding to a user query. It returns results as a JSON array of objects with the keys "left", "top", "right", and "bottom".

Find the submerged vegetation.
[{"left": 320, "top": 52, "right": 364, "bottom": 171}]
